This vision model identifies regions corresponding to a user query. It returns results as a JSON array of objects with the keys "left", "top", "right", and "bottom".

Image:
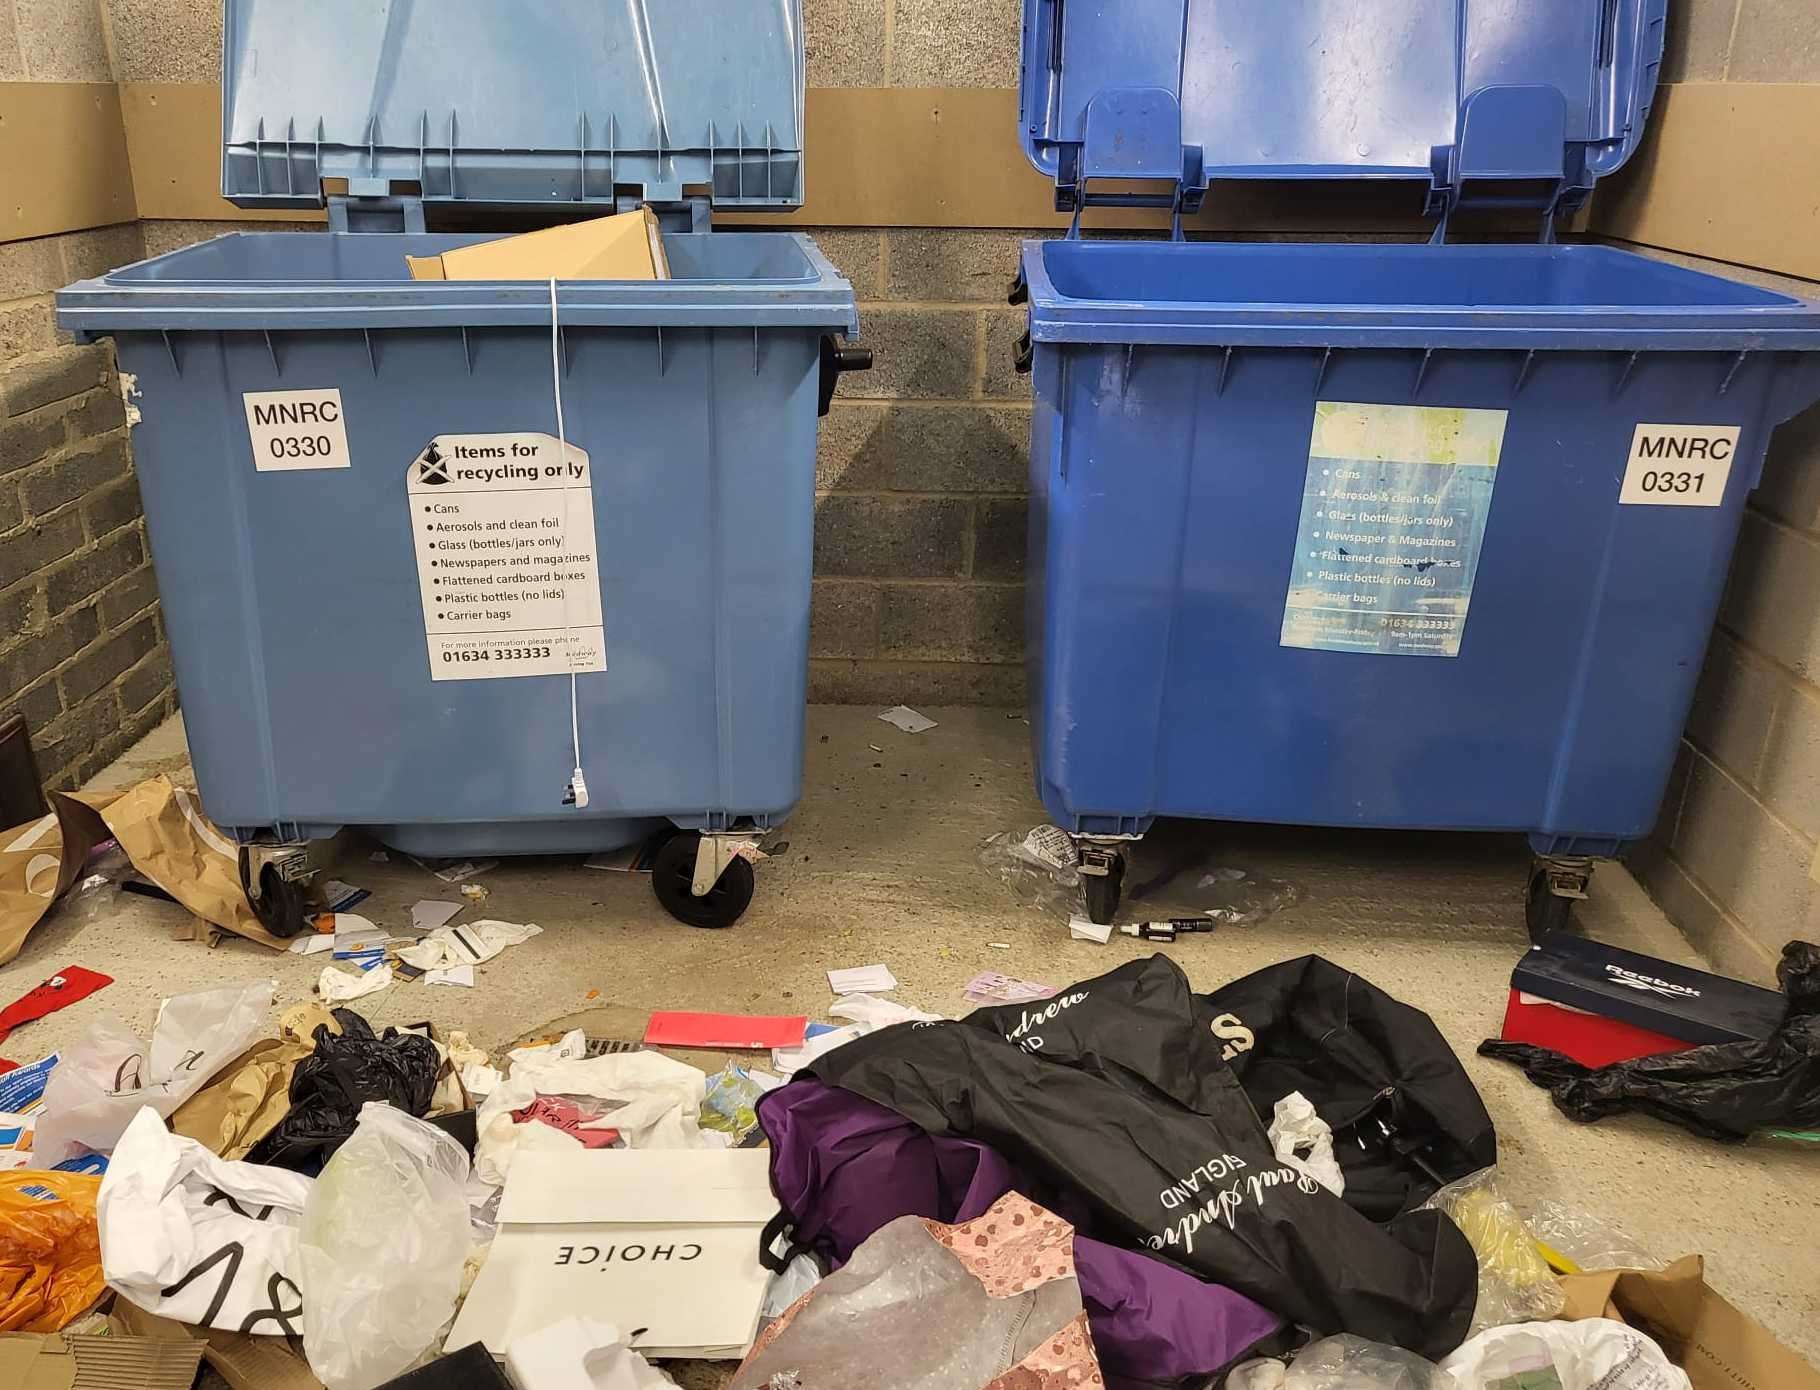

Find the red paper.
[
  {"left": 0, "top": 965, "right": 114, "bottom": 1046},
  {"left": 644, "top": 1010, "right": 808, "bottom": 1049}
]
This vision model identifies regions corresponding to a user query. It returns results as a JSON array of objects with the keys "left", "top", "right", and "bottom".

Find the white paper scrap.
[
  {"left": 876, "top": 705, "right": 937, "bottom": 734},
  {"left": 411, "top": 899, "right": 464, "bottom": 932},
  {"left": 827, "top": 963, "right": 898, "bottom": 995},
  {"left": 319, "top": 961, "right": 393, "bottom": 1004},
  {"left": 425, "top": 964, "right": 476, "bottom": 988},
  {"left": 1069, "top": 916, "right": 1113, "bottom": 944},
  {"left": 288, "top": 934, "right": 334, "bottom": 956}
]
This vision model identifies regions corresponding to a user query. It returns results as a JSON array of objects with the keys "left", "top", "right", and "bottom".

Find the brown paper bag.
[
  {"left": 167, "top": 1037, "right": 313, "bottom": 1160},
  {"left": 56, "top": 777, "right": 286, "bottom": 950},
  {"left": 0, "top": 798, "right": 113, "bottom": 965},
  {"left": 1558, "top": 1255, "right": 1820, "bottom": 1390}
]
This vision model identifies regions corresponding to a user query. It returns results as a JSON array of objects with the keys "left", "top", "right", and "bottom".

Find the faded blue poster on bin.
[{"left": 1280, "top": 401, "right": 1508, "bottom": 658}]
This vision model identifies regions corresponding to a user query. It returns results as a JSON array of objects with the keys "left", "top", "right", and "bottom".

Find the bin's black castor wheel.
[
  {"left": 1079, "top": 845, "right": 1126, "bottom": 926},
  {"left": 1525, "top": 856, "right": 1592, "bottom": 944},
  {"left": 652, "top": 831, "right": 754, "bottom": 929}
]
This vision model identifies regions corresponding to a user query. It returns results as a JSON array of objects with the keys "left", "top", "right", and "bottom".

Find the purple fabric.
[{"left": 757, "top": 1077, "right": 1282, "bottom": 1383}]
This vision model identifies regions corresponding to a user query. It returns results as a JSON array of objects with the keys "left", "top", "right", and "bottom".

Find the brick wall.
[
  {"left": 1621, "top": 0, "right": 1820, "bottom": 981},
  {"left": 0, "top": 225, "right": 178, "bottom": 791}
]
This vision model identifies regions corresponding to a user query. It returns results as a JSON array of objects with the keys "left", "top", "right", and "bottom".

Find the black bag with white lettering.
[
  {"left": 806, "top": 954, "right": 1481, "bottom": 1358},
  {"left": 1199, "top": 955, "right": 1499, "bottom": 1221}
]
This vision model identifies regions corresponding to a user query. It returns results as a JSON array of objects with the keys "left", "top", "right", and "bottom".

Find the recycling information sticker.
[
  {"left": 406, "top": 433, "right": 605, "bottom": 681},
  {"left": 1279, "top": 401, "right": 1508, "bottom": 659}
]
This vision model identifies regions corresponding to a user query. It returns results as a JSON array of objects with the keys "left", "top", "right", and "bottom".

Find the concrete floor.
[{"left": 8, "top": 706, "right": 1820, "bottom": 1368}]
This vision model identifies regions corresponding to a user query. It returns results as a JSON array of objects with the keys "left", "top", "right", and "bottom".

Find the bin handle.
[{"left": 818, "top": 336, "right": 873, "bottom": 416}]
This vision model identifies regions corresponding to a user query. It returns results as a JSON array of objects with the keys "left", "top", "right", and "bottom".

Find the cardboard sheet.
[
  {"left": 645, "top": 1011, "right": 807, "bottom": 1049},
  {"left": 0, "top": 1329, "right": 204, "bottom": 1390},
  {"left": 1558, "top": 1255, "right": 1820, "bottom": 1390},
  {"left": 447, "top": 1148, "right": 775, "bottom": 1360},
  {"left": 406, "top": 207, "right": 670, "bottom": 282}
]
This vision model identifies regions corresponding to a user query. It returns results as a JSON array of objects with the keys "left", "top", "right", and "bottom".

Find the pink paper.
[{"left": 645, "top": 1010, "right": 809, "bottom": 1049}]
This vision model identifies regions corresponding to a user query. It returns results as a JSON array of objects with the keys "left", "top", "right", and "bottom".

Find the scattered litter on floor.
[
  {"left": 319, "top": 879, "right": 370, "bottom": 912},
  {"left": 320, "top": 961, "right": 392, "bottom": 1005},
  {"left": 645, "top": 1011, "right": 807, "bottom": 1050},
  {"left": 1482, "top": 939, "right": 1820, "bottom": 1141},
  {"left": 459, "top": 882, "right": 490, "bottom": 906},
  {"left": 425, "top": 964, "right": 476, "bottom": 988},
  {"left": 0, "top": 1165, "right": 104, "bottom": 1331},
  {"left": 0, "top": 966, "right": 112, "bottom": 1061},
  {"left": 288, "top": 934, "right": 334, "bottom": 956},
  {"left": 298, "top": 1104, "right": 471, "bottom": 1388},
  {"left": 1068, "top": 915, "right": 1112, "bottom": 943},
  {"left": 960, "top": 970, "right": 1055, "bottom": 1006},
  {"left": 875, "top": 706, "right": 937, "bottom": 734},
  {"left": 730, "top": 1194, "right": 1103, "bottom": 1389},
  {"left": 826, "top": 963, "right": 896, "bottom": 995},
  {"left": 398, "top": 919, "right": 542, "bottom": 971},
  {"left": 410, "top": 899, "right": 464, "bottom": 932},
  {"left": 31, "top": 980, "right": 274, "bottom": 1167},
  {"left": 452, "top": 1148, "right": 776, "bottom": 1359},
  {"left": 411, "top": 857, "right": 498, "bottom": 884},
  {"left": 99, "top": 1105, "right": 310, "bottom": 1332}
]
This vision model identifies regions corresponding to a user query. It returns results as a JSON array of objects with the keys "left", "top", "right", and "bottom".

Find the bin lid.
[
  {"left": 1017, "top": 0, "right": 1667, "bottom": 220},
  {"left": 222, "top": 0, "right": 806, "bottom": 214}
]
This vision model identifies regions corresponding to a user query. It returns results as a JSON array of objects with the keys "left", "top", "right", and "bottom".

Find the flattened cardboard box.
[
  {"left": 1559, "top": 1255, "right": 1820, "bottom": 1390},
  {"left": 406, "top": 206, "right": 670, "bottom": 282}
]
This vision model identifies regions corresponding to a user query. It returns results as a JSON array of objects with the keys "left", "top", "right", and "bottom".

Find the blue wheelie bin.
[
  {"left": 1010, "top": 0, "right": 1820, "bottom": 930},
  {"left": 56, "top": 1, "right": 869, "bottom": 928}
]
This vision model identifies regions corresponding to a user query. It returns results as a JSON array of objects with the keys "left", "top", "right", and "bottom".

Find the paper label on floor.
[
  {"left": 1280, "top": 401, "right": 1507, "bottom": 659},
  {"left": 244, "top": 388, "right": 351, "bottom": 471},
  {"left": 1618, "top": 423, "right": 1739, "bottom": 507},
  {"left": 407, "top": 433, "right": 606, "bottom": 680}
]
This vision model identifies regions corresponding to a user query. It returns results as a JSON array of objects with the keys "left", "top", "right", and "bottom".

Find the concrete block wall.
[
  {"left": 808, "top": 229, "right": 1034, "bottom": 704},
  {"left": 0, "top": 225, "right": 176, "bottom": 791},
  {"left": 1623, "top": 0, "right": 1820, "bottom": 981}
]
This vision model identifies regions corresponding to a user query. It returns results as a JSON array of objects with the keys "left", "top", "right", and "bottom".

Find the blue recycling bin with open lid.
[
  {"left": 56, "top": 0, "right": 869, "bottom": 928},
  {"left": 1010, "top": 0, "right": 1820, "bottom": 931}
]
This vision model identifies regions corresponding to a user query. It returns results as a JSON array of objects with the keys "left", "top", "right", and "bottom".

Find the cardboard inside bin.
[
  {"left": 1558, "top": 1255, "right": 1820, "bottom": 1390},
  {"left": 405, "top": 206, "right": 670, "bottom": 282}
]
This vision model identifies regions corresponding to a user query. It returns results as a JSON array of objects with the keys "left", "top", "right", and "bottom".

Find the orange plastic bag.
[{"left": 0, "top": 1169, "right": 105, "bottom": 1332}]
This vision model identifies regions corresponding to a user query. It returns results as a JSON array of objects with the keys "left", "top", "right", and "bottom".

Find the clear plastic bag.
[
  {"left": 1438, "top": 1318, "right": 1689, "bottom": 1390},
  {"left": 297, "top": 1102, "right": 473, "bottom": 1390},
  {"left": 1227, "top": 1335, "right": 1454, "bottom": 1389},
  {"left": 32, "top": 979, "right": 276, "bottom": 1165},
  {"left": 701, "top": 1063, "right": 769, "bottom": 1140},
  {"left": 1521, "top": 1198, "right": 1659, "bottom": 1275},
  {"left": 1421, "top": 1168, "right": 1565, "bottom": 1334},
  {"left": 979, "top": 826, "right": 1080, "bottom": 915}
]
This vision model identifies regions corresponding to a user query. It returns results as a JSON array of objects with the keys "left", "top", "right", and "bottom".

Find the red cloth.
[{"left": 0, "top": 966, "right": 114, "bottom": 1048}]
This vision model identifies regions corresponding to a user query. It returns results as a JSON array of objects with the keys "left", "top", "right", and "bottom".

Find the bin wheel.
[
  {"left": 652, "top": 831, "right": 754, "bottom": 929},
  {"left": 1524, "top": 864, "right": 1575, "bottom": 943},
  {"left": 1080, "top": 848, "right": 1125, "bottom": 926}
]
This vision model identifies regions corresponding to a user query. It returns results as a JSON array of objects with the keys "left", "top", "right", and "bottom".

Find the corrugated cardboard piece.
[
  {"left": 111, "top": 1300, "right": 323, "bottom": 1390},
  {"left": 1558, "top": 1255, "right": 1820, "bottom": 1390},
  {"left": 406, "top": 206, "right": 670, "bottom": 282},
  {"left": 0, "top": 1328, "right": 204, "bottom": 1390}
]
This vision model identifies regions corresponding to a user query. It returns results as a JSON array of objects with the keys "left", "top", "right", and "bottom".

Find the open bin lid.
[
  {"left": 1017, "top": 0, "right": 1667, "bottom": 221},
  {"left": 222, "top": 0, "right": 805, "bottom": 214}
]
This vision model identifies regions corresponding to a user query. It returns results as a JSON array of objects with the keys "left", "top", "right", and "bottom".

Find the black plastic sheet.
[{"left": 245, "top": 1009, "right": 440, "bottom": 1172}]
